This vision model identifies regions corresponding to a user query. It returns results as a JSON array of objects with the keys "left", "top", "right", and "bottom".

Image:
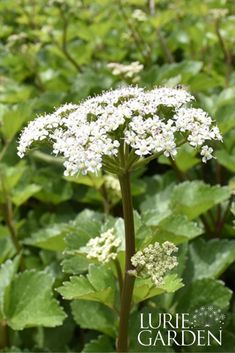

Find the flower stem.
[{"left": 117, "top": 172, "right": 135, "bottom": 352}]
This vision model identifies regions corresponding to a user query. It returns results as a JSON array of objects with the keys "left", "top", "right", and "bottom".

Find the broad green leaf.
[
  {"left": 61, "top": 210, "right": 105, "bottom": 272},
  {"left": 150, "top": 214, "right": 203, "bottom": 244},
  {"left": 1, "top": 103, "right": 32, "bottom": 139},
  {"left": 24, "top": 223, "right": 70, "bottom": 251},
  {"left": 215, "top": 103, "right": 235, "bottom": 134},
  {"left": 4, "top": 270, "right": 66, "bottom": 330},
  {"left": 83, "top": 335, "right": 115, "bottom": 352},
  {"left": 175, "top": 279, "right": 232, "bottom": 312},
  {"left": 64, "top": 173, "right": 104, "bottom": 189},
  {"left": 33, "top": 171, "right": 73, "bottom": 204},
  {"left": 215, "top": 149, "right": 235, "bottom": 173},
  {"left": 0, "top": 237, "right": 16, "bottom": 264},
  {"left": 186, "top": 238, "right": 235, "bottom": 281},
  {"left": 24, "top": 209, "right": 104, "bottom": 252},
  {"left": 0, "top": 256, "right": 20, "bottom": 320},
  {"left": 71, "top": 300, "right": 117, "bottom": 337},
  {"left": 12, "top": 184, "right": 42, "bottom": 206},
  {"left": 133, "top": 274, "right": 183, "bottom": 304},
  {"left": 0, "top": 162, "right": 26, "bottom": 191},
  {"left": 61, "top": 255, "right": 90, "bottom": 275},
  {"left": 57, "top": 264, "right": 117, "bottom": 309},
  {"left": 141, "top": 184, "right": 174, "bottom": 226},
  {"left": 171, "top": 181, "right": 230, "bottom": 220}
]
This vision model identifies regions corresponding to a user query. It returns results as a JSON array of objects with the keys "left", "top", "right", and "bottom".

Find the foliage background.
[{"left": 1, "top": 0, "right": 235, "bottom": 352}]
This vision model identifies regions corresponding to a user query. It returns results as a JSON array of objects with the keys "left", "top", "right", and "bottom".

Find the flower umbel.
[
  {"left": 82, "top": 228, "right": 120, "bottom": 264},
  {"left": 130, "top": 241, "right": 178, "bottom": 286},
  {"left": 18, "top": 86, "right": 222, "bottom": 176}
]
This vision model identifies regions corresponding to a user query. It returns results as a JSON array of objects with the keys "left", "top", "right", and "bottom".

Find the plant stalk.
[{"left": 117, "top": 172, "right": 135, "bottom": 352}]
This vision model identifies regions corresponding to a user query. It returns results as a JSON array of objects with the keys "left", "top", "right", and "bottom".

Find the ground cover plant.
[{"left": 1, "top": 0, "right": 235, "bottom": 352}]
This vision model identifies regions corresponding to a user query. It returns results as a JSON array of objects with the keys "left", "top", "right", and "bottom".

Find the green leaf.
[
  {"left": 33, "top": 171, "right": 73, "bottom": 204},
  {"left": 0, "top": 162, "right": 26, "bottom": 191},
  {"left": 0, "top": 237, "right": 16, "bottom": 264},
  {"left": 64, "top": 173, "right": 104, "bottom": 189},
  {"left": 83, "top": 335, "right": 115, "bottom": 352},
  {"left": 57, "top": 264, "right": 117, "bottom": 309},
  {"left": 1, "top": 103, "right": 32, "bottom": 139},
  {"left": 71, "top": 300, "right": 117, "bottom": 337},
  {"left": 12, "top": 184, "right": 42, "bottom": 206},
  {"left": 62, "top": 210, "right": 104, "bottom": 272},
  {"left": 24, "top": 223, "right": 69, "bottom": 251},
  {"left": 151, "top": 214, "right": 203, "bottom": 244},
  {"left": 141, "top": 184, "right": 174, "bottom": 226},
  {"left": 186, "top": 238, "right": 235, "bottom": 281},
  {"left": 4, "top": 270, "right": 66, "bottom": 330},
  {"left": 171, "top": 181, "right": 231, "bottom": 220},
  {"left": 0, "top": 256, "right": 20, "bottom": 320},
  {"left": 24, "top": 209, "right": 104, "bottom": 252},
  {"left": 133, "top": 274, "right": 183, "bottom": 304},
  {"left": 215, "top": 149, "right": 235, "bottom": 173},
  {"left": 175, "top": 279, "right": 232, "bottom": 312},
  {"left": 215, "top": 103, "right": 235, "bottom": 134}
]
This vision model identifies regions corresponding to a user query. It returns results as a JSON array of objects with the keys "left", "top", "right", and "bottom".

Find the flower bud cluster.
[
  {"left": 83, "top": 228, "right": 120, "bottom": 264},
  {"left": 130, "top": 241, "right": 178, "bottom": 286},
  {"left": 18, "top": 86, "right": 222, "bottom": 176},
  {"left": 104, "top": 175, "right": 121, "bottom": 195},
  {"left": 107, "top": 61, "right": 143, "bottom": 80}
]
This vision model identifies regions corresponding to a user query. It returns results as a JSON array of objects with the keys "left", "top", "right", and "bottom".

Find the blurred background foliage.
[{"left": 1, "top": 0, "right": 235, "bottom": 352}]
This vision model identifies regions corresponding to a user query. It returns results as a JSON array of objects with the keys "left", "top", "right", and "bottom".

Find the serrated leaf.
[
  {"left": 71, "top": 300, "right": 117, "bottom": 337},
  {"left": 57, "top": 264, "right": 117, "bottom": 309},
  {"left": 171, "top": 181, "right": 230, "bottom": 220},
  {"left": 24, "top": 223, "right": 69, "bottom": 251},
  {"left": 62, "top": 210, "right": 105, "bottom": 272},
  {"left": 186, "top": 238, "right": 235, "bottom": 281},
  {"left": 175, "top": 279, "right": 232, "bottom": 312},
  {"left": 133, "top": 274, "right": 183, "bottom": 304},
  {"left": 151, "top": 214, "right": 203, "bottom": 244},
  {"left": 83, "top": 335, "right": 115, "bottom": 352},
  {"left": 4, "top": 270, "right": 66, "bottom": 330}
]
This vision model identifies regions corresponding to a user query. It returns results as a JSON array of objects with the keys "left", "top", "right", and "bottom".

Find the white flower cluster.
[
  {"left": 130, "top": 241, "right": 178, "bottom": 286},
  {"left": 18, "top": 86, "right": 222, "bottom": 176},
  {"left": 107, "top": 62, "right": 143, "bottom": 80},
  {"left": 132, "top": 9, "right": 147, "bottom": 22},
  {"left": 83, "top": 228, "right": 120, "bottom": 264}
]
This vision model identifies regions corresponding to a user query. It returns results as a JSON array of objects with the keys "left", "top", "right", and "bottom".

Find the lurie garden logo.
[{"left": 138, "top": 306, "right": 225, "bottom": 347}]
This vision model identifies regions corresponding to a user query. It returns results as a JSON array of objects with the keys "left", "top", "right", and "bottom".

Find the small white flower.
[{"left": 201, "top": 145, "right": 214, "bottom": 163}]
